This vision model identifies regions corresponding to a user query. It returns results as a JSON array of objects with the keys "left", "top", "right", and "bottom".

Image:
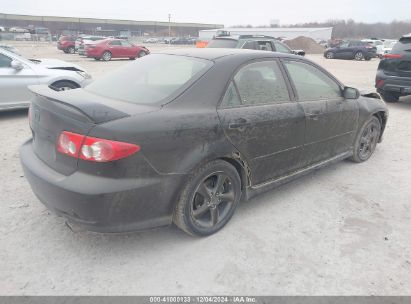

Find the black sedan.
[
  {"left": 21, "top": 49, "right": 388, "bottom": 236},
  {"left": 324, "top": 40, "right": 377, "bottom": 61}
]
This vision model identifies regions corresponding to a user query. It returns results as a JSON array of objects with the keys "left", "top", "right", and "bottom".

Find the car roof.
[
  {"left": 157, "top": 48, "right": 297, "bottom": 61},
  {"left": 213, "top": 35, "right": 277, "bottom": 41}
]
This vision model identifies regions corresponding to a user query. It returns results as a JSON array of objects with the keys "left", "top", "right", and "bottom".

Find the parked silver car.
[{"left": 0, "top": 48, "right": 92, "bottom": 111}]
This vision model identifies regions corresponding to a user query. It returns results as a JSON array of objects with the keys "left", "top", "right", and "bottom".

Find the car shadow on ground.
[
  {"left": 391, "top": 95, "right": 411, "bottom": 109},
  {"left": 52, "top": 159, "right": 348, "bottom": 254},
  {"left": 0, "top": 109, "right": 28, "bottom": 120}
]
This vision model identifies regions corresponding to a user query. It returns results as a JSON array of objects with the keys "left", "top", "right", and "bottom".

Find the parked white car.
[
  {"left": 383, "top": 39, "right": 398, "bottom": 54},
  {"left": 362, "top": 39, "right": 384, "bottom": 57},
  {"left": 0, "top": 48, "right": 92, "bottom": 111},
  {"left": 9, "top": 27, "right": 29, "bottom": 33},
  {"left": 0, "top": 44, "right": 21, "bottom": 55}
]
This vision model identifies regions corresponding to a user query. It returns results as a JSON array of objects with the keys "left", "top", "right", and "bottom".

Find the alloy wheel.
[
  {"left": 191, "top": 172, "right": 235, "bottom": 229},
  {"left": 354, "top": 52, "right": 364, "bottom": 60},
  {"left": 358, "top": 121, "right": 380, "bottom": 160}
]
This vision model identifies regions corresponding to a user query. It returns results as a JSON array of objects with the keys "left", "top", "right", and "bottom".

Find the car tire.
[
  {"left": 138, "top": 51, "right": 147, "bottom": 58},
  {"left": 94, "top": 57, "right": 100, "bottom": 61},
  {"left": 49, "top": 81, "right": 79, "bottom": 91},
  {"left": 378, "top": 89, "right": 400, "bottom": 103},
  {"left": 173, "top": 160, "right": 242, "bottom": 237},
  {"left": 354, "top": 51, "right": 364, "bottom": 61},
  {"left": 102, "top": 51, "right": 112, "bottom": 61},
  {"left": 325, "top": 52, "right": 334, "bottom": 59},
  {"left": 63, "top": 49, "right": 69, "bottom": 54},
  {"left": 67, "top": 47, "right": 75, "bottom": 54},
  {"left": 350, "top": 116, "right": 381, "bottom": 163},
  {"left": 365, "top": 57, "right": 371, "bottom": 61}
]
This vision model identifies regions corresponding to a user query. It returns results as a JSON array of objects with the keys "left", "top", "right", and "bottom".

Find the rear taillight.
[
  {"left": 57, "top": 131, "right": 140, "bottom": 162},
  {"left": 383, "top": 54, "right": 403, "bottom": 59},
  {"left": 376, "top": 79, "right": 385, "bottom": 88}
]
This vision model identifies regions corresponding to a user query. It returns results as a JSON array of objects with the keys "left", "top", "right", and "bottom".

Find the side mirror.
[
  {"left": 11, "top": 60, "right": 23, "bottom": 70},
  {"left": 343, "top": 86, "right": 360, "bottom": 99}
]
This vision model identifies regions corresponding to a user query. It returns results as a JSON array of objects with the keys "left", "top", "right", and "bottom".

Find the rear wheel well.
[
  {"left": 219, "top": 157, "right": 248, "bottom": 191},
  {"left": 50, "top": 80, "right": 80, "bottom": 89}
]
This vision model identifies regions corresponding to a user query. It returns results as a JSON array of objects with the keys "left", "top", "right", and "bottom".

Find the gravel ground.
[{"left": 1, "top": 41, "right": 411, "bottom": 295}]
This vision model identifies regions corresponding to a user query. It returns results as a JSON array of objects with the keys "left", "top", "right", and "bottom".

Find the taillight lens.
[
  {"left": 383, "top": 54, "right": 403, "bottom": 59},
  {"left": 56, "top": 131, "right": 140, "bottom": 162},
  {"left": 376, "top": 79, "right": 385, "bottom": 88}
]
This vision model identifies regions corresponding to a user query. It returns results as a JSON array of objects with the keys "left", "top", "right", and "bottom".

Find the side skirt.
[{"left": 245, "top": 151, "right": 353, "bottom": 200}]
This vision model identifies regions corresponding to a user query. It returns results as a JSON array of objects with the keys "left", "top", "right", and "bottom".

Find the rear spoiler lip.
[{"left": 28, "top": 84, "right": 130, "bottom": 124}]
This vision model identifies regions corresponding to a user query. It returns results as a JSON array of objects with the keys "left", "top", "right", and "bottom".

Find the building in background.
[
  {"left": 0, "top": 13, "right": 223, "bottom": 38},
  {"left": 199, "top": 27, "right": 333, "bottom": 41}
]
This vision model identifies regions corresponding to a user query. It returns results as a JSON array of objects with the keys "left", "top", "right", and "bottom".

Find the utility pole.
[{"left": 168, "top": 13, "right": 171, "bottom": 44}]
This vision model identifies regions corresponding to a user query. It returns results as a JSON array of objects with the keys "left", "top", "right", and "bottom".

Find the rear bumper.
[
  {"left": 20, "top": 139, "right": 185, "bottom": 232},
  {"left": 377, "top": 74, "right": 411, "bottom": 95}
]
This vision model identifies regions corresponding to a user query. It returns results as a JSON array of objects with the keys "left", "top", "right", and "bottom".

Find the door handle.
[
  {"left": 307, "top": 111, "right": 321, "bottom": 121},
  {"left": 228, "top": 118, "right": 248, "bottom": 130}
]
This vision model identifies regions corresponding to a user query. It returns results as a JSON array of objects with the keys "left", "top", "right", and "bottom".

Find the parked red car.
[
  {"left": 57, "top": 36, "right": 76, "bottom": 54},
  {"left": 86, "top": 39, "right": 150, "bottom": 61}
]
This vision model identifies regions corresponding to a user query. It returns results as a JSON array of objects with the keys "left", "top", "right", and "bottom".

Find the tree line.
[{"left": 232, "top": 19, "right": 411, "bottom": 39}]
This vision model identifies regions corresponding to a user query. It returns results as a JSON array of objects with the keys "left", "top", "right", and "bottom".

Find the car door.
[
  {"left": 0, "top": 52, "right": 39, "bottom": 108},
  {"left": 282, "top": 59, "right": 359, "bottom": 167},
  {"left": 217, "top": 60, "right": 306, "bottom": 185},
  {"left": 108, "top": 40, "right": 122, "bottom": 57},
  {"left": 120, "top": 40, "right": 135, "bottom": 57},
  {"left": 335, "top": 42, "right": 351, "bottom": 58}
]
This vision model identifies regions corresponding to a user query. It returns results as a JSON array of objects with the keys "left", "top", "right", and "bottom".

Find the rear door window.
[
  {"left": 0, "top": 53, "right": 12, "bottom": 68},
  {"left": 121, "top": 40, "right": 133, "bottom": 47},
  {"left": 257, "top": 41, "right": 273, "bottom": 51},
  {"left": 241, "top": 41, "right": 257, "bottom": 50},
  {"left": 221, "top": 60, "right": 290, "bottom": 107},
  {"left": 109, "top": 40, "right": 122, "bottom": 46}
]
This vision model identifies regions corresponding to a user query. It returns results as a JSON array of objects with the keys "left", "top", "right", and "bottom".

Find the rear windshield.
[
  {"left": 85, "top": 54, "right": 212, "bottom": 105},
  {"left": 207, "top": 39, "right": 238, "bottom": 48},
  {"left": 392, "top": 38, "right": 411, "bottom": 53}
]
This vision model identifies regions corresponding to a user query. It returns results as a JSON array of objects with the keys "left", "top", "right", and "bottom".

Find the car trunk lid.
[{"left": 28, "top": 85, "right": 158, "bottom": 175}]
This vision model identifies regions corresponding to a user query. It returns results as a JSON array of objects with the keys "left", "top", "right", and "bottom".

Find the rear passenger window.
[
  {"left": 0, "top": 53, "right": 12, "bottom": 68},
  {"left": 109, "top": 40, "right": 121, "bottom": 46},
  {"left": 224, "top": 61, "right": 290, "bottom": 107},
  {"left": 221, "top": 82, "right": 241, "bottom": 107},
  {"left": 242, "top": 41, "right": 257, "bottom": 50},
  {"left": 121, "top": 40, "right": 132, "bottom": 47},
  {"left": 284, "top": 60, "right": 342, "bottom": 101}
]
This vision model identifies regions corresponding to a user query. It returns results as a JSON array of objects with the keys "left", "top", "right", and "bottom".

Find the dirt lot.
[{"left": 1, "top": 41, "right": 411, "bottom": 295}]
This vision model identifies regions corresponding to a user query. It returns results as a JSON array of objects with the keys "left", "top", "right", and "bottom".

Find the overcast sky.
[{"left": 2, "top": 0, "right": 411, "bottom": 26}]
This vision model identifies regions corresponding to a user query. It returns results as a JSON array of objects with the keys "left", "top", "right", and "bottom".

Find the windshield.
[
  {"left": 207, "top": 39, "right": 238, "bottom": 48},
  {"left": 85, "top": 54, "right": 213, "bottom": 105}
]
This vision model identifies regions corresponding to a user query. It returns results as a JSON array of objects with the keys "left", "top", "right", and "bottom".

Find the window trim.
[
  {"left": 280, "top": 58, "right": 345, "bottom": 102},
  {"left": 218, "top": 58, "right": 296, "bottom": 109}
]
